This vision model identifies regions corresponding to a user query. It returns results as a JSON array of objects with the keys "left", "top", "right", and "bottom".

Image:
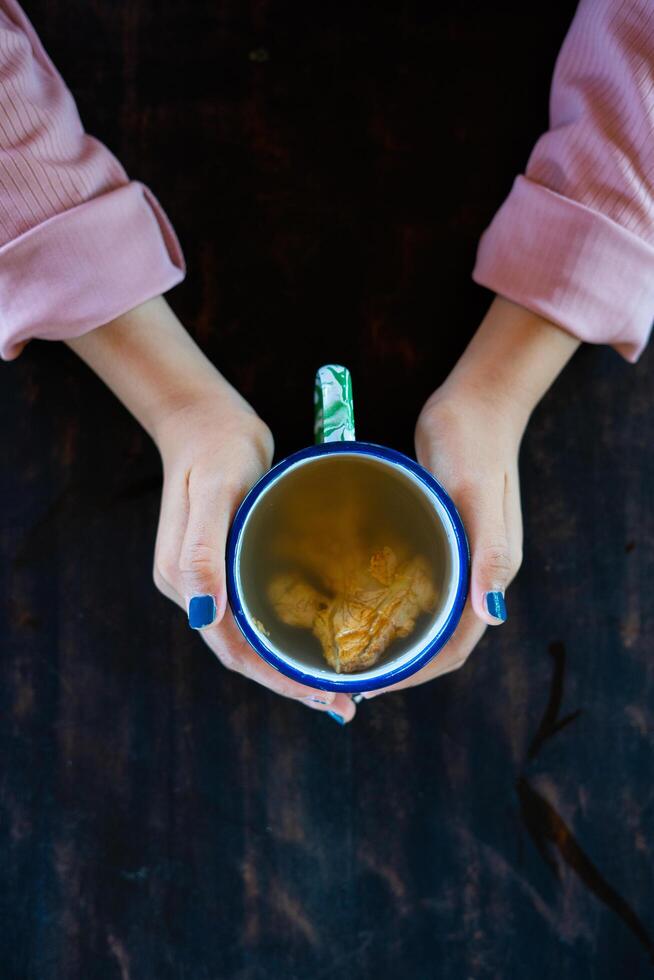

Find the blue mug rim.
[{"left": 226, "top": 441, "right": 470, "bottom": 693}]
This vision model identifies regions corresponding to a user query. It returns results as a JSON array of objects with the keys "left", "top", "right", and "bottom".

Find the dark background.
[{"left": 2, "top": 0, "right": 653, "bottom": 977}]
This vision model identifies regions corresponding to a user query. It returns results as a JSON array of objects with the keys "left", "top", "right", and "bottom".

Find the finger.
[
  {"left": 306, "top": 692, "right": 357, "bottom": 724},
  {"left": 363, "top": 603, "right": 486, "bottom": 697},
  {"left": 201, "top": 612, "right": 358, "bottom": 722},
  {"left": 179, "top": 468, "right": 234, "bottom": 630},
  {"left": 458, "top": 475, "right": 518, "bottom": 626},
  {"left": 153, "top": 469, "right": 190, "bottom": 610}
]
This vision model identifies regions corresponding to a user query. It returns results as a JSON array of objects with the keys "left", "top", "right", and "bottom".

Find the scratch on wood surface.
[
  {"left": 517, "top": 777, "right": 654, "bottom": 964},
  {"left": 454, "top": 825, "right": 587, "bottom": 943},
  {"left": 266, "top": 737, "right": 306, "bottom": 846},
  {"left": 235, "top": 698, "right": 261, "bottom": 947},
  {"left": 358, "top": 845, "right": 409, "bottom": 916},
  {"left": 620, "top": 788, "right": 651, "bottom": 858},
  {"left": 311, "top": 931, "right": 376, "bottom": 980},
  {"left": 107, "top": 933, "right": 131, "bottom": 980},
  {"left": 620, "top": 601, "right": 641, "bottom": 649},
  {"left": 519, "top": 643, "right": 654, "bottom": 962},
  {"left": 269, "top": 879, "right": 320, "bottom": 946},
  {"left": 527, "top": 642, "right": 581, "bottom": 761},
  {"left": 241, "top": 855, "right": 260, "bottom": 946},
  {"left": 624, "top": 704, "right": 651, "bottom": 737}
]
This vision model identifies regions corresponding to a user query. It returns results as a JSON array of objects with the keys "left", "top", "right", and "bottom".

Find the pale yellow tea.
[{"left": 238, "top": 455, "right": 449, "bottom": 673}]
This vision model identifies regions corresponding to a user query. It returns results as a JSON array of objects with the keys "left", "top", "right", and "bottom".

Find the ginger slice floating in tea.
[{"left": 268, "top": 544, "right": 438, "bottom": 674}]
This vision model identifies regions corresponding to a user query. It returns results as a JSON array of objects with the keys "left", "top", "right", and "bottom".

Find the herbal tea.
[{"left": 237, "top": 454, "right": 450, "bottom": 674}]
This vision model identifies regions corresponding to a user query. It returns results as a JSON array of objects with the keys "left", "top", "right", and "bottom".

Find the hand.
[
  {"left": 362, "top": 295, "right": 580, "bottom": 698},
  {"left": 416, "top": 378, "right": 525, "bottom": 627},
  {"left": 66, "top": 297, "right": 356, "bottom": 722},
  {"left": 152, "top": 388, "right": 357, "bottom": 721},
  {"left": 362, "top": 380, "right": 523, "bottom": 698}
]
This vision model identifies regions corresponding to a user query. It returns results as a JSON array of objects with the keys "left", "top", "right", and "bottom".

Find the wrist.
[
  {"left": 433, "top": 370, "right": 533, "bottom": 440},
  {"left": 445, "top": 295, "right": 580, "bottom": 425},
  {"left": 67, "top": 296, "right": 255, "bottom": 443}
]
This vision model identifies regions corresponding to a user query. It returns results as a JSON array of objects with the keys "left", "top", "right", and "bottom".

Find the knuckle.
[
  {"left": 419, "top": 399, "right": 461, "bottom": 437},
  {"left": 179, "top": 541, "right": 217, "bottom": 576},
  {"left": 189, "top": 460, "right": 250, "bottom": 504},
  {"left": 479, "top": 542, "right": 513, "bottom": 577},
  {"left": 220, "top": 477, "right": 252, "bottom": 508}
]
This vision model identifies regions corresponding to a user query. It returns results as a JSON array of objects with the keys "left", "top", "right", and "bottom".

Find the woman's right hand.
[
  {"left": 152, "top": 386, "right": 357, "bottom": 721},
  {"left": 66, "top": 297, "right": 356, "bottom": 722}
]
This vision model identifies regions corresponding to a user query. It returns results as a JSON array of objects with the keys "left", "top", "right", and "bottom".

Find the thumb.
[
  {"left": 461, "top": 477, "right": 515, "bottom": 626},
  {"left": 179, "top": 472, "right": 231, "bottom": 630}
]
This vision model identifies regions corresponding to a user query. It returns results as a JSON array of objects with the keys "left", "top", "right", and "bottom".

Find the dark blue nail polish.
[
  {"left": 188, "top": 594, "right": 217, "bottom": 629},
  {"left": 327, "top": 710, "right": 346, "bottom": 726},
  {"left": 485, "top": 590, "right": 507, "bottom": 622},
  {"left": 309, "top": 697, "right": 329, "bottom": 704}
]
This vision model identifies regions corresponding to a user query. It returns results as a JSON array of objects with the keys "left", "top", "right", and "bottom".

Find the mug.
[{"left": 226, "top": 365, "right": 469, "bottom": 693}]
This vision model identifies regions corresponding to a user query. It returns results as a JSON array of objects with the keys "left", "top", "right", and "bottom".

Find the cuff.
[
  {"left": 0, "top": 180, "right": 186, "bottom": 361},
  {"left": 472, "top": 175, "right": 654, "bottom": 363}
]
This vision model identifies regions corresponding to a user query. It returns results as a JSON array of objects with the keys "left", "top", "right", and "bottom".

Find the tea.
[{"left": 236, "top": 454, "right": 450, "bottom": 674}]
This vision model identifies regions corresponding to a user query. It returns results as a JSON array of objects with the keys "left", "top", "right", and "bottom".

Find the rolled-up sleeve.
[
  {"left": 473, "top": 0, "right": 654, "bottom": 363},
  {"left": 0, "top": 0, "right": 185, "bottom": 361}
]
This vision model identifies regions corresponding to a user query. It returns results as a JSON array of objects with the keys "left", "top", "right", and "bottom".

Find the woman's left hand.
[
  {"left": 364, "top": 376, "right": 526, "bottom": 697},
  {"left": 363, "top": 291, "right": 584, "bottom": 699}
]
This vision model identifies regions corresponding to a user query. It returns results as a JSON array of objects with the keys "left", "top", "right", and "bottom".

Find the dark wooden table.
[{"left": 2, "top": 1, "right": 653, "bottom": 976}]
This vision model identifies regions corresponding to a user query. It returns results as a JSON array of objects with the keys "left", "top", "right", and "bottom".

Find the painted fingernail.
[
  {"left": 307, "top": 696, "right": 330, "bottom": 705},
  {"left": 188, "top": 595, "right": 217, "bottom": 629},
  {"left": 351, "top": 693, "right": 365, "bottom": 704},
  {"left": 485, "top": 590, "right": 507, "bottom": 622},
  {"left": 327, "top": 710, "right": 346, "bottom": 725}
]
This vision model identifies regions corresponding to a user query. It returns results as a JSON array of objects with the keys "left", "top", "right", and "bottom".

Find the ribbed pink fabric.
[
  {"left": 474, "top": 0, "right": 654, "bottom": 362},
  {"left": 0, "top": 0, "right": 184, "bottom": 361}
]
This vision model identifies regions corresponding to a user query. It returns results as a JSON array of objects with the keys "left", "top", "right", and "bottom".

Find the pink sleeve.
[
  {"left": 472, "top": 0, "right": 654, "bottom": 363},
  {"left": 0, "top": 1, "right": 185, "bottom": 361}
]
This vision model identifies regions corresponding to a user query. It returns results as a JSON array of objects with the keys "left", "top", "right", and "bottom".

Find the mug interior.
[{"left": 232, "top": 451, "right": 462, "bottom": 685}]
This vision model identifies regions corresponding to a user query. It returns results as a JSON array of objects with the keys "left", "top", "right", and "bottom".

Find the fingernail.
[
  {"left": 351, "top": 693, "right": 365, "bottom": 704},
  {"left": 188, "top": 594, "right": 217, "bottom": 629},
  {"left": 306, "top": 695, "right": 333, "bottom": 705},
  {"left": 485, "top": 590, "right": 507, "bottom": 622},
  {"left": 327, "top": 710, "right": 346, "bottom": 726}
]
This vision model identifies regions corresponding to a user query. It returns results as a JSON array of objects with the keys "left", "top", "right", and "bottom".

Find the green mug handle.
[{"left": 313, "top": 364, "right": 356, "bottom": 443}]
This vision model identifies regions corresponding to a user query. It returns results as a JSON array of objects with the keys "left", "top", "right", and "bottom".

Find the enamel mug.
[{"left": 226, "top": 365, "right": 469, "bottom": 693}]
